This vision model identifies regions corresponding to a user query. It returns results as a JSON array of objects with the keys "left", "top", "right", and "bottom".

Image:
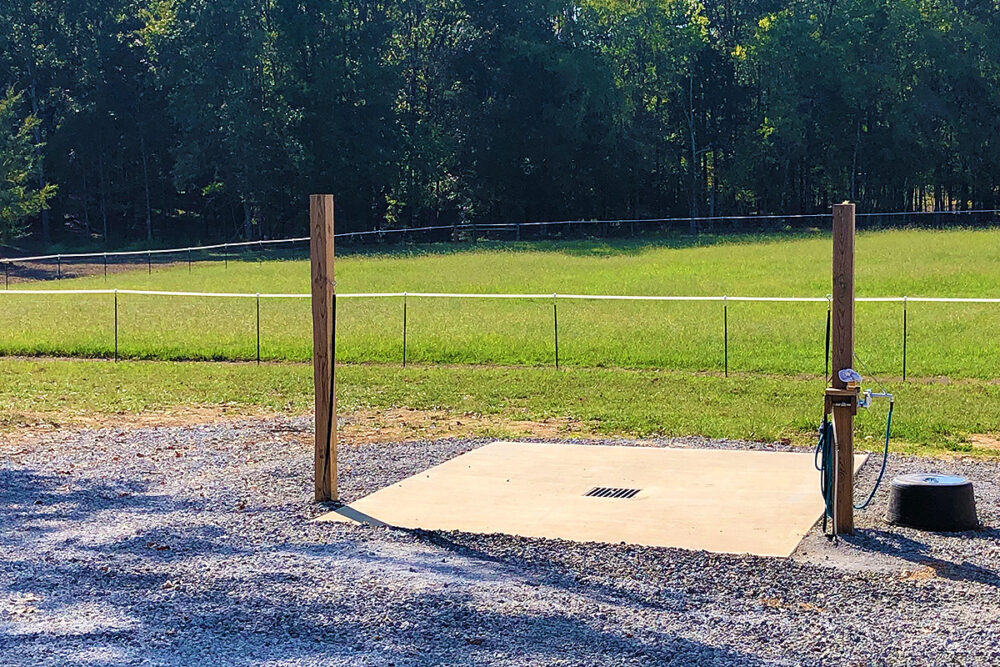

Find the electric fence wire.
[{"left": 3, "top": 207, "right": 999, "bottom": 265}]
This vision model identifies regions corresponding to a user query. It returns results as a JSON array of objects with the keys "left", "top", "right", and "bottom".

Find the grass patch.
[
  {"left": 3, "top": 358, "right": 1000, "bottom": 458},
  {"left": 4, "top": 229, "right": 1000, "bottom": 457},
  {"left": 3, "top": 228, "right": 1000, "bottom": 378}
]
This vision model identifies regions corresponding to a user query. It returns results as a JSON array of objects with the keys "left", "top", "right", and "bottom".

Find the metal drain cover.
[{"left": 584, "top": 487, "right": 640, "bottom": 499}]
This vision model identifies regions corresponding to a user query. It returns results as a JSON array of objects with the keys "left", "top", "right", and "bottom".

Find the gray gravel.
[{"left": 2, "top": 417, "right": 999, "bottom": 666}]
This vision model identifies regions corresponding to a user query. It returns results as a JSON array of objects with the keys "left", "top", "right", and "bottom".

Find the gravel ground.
[{"left": 2, "top": 417, "right": 999, "bottom": 666}]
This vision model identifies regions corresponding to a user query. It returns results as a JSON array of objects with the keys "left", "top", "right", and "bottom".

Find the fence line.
[
  {"left": 4, "top": 207, "right": 1000, "bottom": 266},
  {"left": 2, "top": 288, "right": 999, "bottom": 303},
  {"left": 4, "top": 287, "right": 1000, "bottom": 377},
  {"left": 0, "top": 237, "right": 308, "bottom": 264}
]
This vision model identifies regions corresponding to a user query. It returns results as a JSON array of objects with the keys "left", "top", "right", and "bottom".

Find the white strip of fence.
[{"left": 3, "top": 289, "right": 1000, "bottom": 303}]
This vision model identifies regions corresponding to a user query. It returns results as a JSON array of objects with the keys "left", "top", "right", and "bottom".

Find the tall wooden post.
[
  {"left": 311, "top": 195, "right": 337, "bottom": 501},
  {"left": 827, "top": 202, "right": 858, "bottom": 534}
]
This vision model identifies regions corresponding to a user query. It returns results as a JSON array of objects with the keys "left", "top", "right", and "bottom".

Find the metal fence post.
[
  {"left": 113, "top": 289, "right": 119, "bottom": 362},
  {"left": 824, "top": 295, "right": 832, "bottom": 379},
  {"left": 224, "top": 243, "right": 229, "bottom": 268},
  {"left": 256, "top": 293, "right": 261, "bottom": 365},
  {"left": 516, "top": 224, "right": 521, "bottom": 242},
  {"left": 402, "top": 292, "right": 408, "bottom": 367},
  {"left": 723, "top": 296, "right": 728, "bottom": 377},
  {"left": 553, "top": 293, "right": 559, "bottom": 369},
  {"left": 902, "top": 296, "right": 908, "bottom": 382},
  {"left": 4, "top": 261, "right": 7, "bottom": 289},
  {"left": 103, "top": 253, "right": 107, "bottom": 281},
  {"left": 57, "top": 254, "right": 62, "bottom": 279},
  {"left": 188, "top": 248, "right": 192, "bottom": 273},
  {"left": 147, "top": 250, "right": 151, "bottom": 274}
]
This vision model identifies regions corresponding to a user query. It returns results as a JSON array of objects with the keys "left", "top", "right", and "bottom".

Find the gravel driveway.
[{"left": 2, "top": 417, "right": 998, "bottom": 665}]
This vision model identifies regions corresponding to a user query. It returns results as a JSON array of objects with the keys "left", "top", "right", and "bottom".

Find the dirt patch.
[
  {"left": 340, "top": 408, "right": 596, "bottom": 445},
  {"left": 899, "top": 565, "right": 937, "bottom": 582},
  {"left": 0, "top": 405, "right": 276, "bottom": 453},
  {"left": 1, "top": 405, "right": 269, "bottom": 433},
  {"left": 967, "top": 434, "right": 1000, "bottom": 451},
  {"left": 758, "top": 597, "right": 825, "bottom": 613},
  {"left": 0, "top": 406, "right": 602, "bottom": 454},
  {"left": 1, "top": 258, "right": 190, "bottom": 284}
]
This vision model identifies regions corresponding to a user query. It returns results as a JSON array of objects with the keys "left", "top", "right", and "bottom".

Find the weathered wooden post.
[
  {"left": 311, "top": 194, "right": 337, "bottom": 501},
  {"left": 825, "top": 202, "right": 858, "bottom": 534}
]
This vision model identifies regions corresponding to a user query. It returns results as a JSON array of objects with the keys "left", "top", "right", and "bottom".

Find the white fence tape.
[{"left": 2, "top": 289, "right": 1000, "bottom": 303}]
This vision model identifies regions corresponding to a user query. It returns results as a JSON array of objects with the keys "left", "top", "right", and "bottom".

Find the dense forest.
[{"left": 1, "top": 0, "right": 999, "bottom": 246}]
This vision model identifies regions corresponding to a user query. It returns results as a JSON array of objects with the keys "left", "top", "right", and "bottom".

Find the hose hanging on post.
[
  {"left": 816, "top": 398, "right": 893, "bottom": 526},
  {"left": 323, "top": 289, "right": 337, "bottom": 500},
  {"left": 815, "top": 417, "right": 835, "bottom": 534},
  {"left": 852, "top": 400, "right": 893, "bottom": 510}
]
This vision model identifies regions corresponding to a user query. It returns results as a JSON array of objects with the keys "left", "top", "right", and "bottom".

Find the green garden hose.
[{"left": 816, "top": 400, "right": 894, "bottom": 531}]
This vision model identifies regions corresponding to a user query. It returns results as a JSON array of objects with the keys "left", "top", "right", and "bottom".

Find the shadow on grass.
[{"left": 334, "top": 229, "right": 832, "bottom": 261}]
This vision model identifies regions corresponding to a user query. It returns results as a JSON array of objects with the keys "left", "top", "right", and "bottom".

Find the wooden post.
[
  {"left": 828, "top": 202, "right": 857, "bottom": 534},
  {"left": 311, "top": 194, "right": 337, "bottom": 502}
]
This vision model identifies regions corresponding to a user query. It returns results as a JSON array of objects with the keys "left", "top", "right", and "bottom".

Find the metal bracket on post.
[{"left": 824, "top": 387, "right": 859, "bottom": 416}]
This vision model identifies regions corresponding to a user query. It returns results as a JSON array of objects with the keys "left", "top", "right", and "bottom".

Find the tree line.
[{"left": 1, "top": 0, "right": 999, "bottom": 247}]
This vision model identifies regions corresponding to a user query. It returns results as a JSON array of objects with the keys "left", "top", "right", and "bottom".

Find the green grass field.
[
  {"left": 3, "top": 229, "right": 1000, "bottom": 378},
  {"left": 3, "top": 358, "right": 999, "bottom": 456},
  {"left": 4, "top": 229, "right": 1000, "bottom": 455}
]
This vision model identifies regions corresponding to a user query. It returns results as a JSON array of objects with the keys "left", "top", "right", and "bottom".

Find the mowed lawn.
[
  {"left": 2, "top": 358, "right": 1000, "bottom": 456},
  {"left": 3, "top": 228, "right": 1000, "bottom": 379}
]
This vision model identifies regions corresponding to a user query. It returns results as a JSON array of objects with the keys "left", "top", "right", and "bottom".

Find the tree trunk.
[
  {"left": 99, "top": 154, "right": 109, "bottom": 244},
  {"left": 709, "top": 149, "right": 717, "bottom": 218},
  {"left": 686, "top": 74, "right": 698, "bottom": 233},
  {"left": 850, "top": 116, "right": 861, "bottom": 202},
  {"left": 243, "top": 201, "right": 254, "bottom": 239},
  {"left": 27, "top": 77, "right": 50, "bottom": 242},
  {"left": 81, "top": 164, "right": 91, "bottom": 235},
  {"left": 138, "top": 127, "right": 152, "bottom": 241}
]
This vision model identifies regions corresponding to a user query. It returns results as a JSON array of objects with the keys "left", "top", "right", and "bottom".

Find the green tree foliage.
[
  {"left": 0, "top": 89, "right": 55, "bottom": 243},
  {"left": 1, "top": 0, "right": 998, "bottom": 245}
]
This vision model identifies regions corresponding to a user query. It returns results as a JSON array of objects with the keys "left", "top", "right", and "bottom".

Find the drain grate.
[{"left": 584, "top": 487, "right": 641, "bottom": 499}]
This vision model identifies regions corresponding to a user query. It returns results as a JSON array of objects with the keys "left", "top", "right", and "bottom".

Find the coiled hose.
[{"left": 815, "top": 400, "right": 894, "bottom": 532}]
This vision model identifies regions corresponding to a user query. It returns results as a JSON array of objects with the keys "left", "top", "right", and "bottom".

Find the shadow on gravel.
[
  {"left": 1, "top": 464, "right": 767, "bottom": 666},
  {"left": 272, "top": 537, "right": 770, "bottom": 666},
  {"left": 401, "top": 529, "right": 692, "bottom": 612},
  {"left": 847, "top": 527, "right": 1000, "bottom": 588},
  {"left": 0, "top": 466, "right": 375, "bottom": 664},
  {"left": 0, "top": 466, "right": 186, "bottom": 536}
]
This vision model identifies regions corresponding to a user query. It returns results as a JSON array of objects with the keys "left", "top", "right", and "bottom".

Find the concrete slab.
[{"left": 317, "top": 442, "right": 868, "bottom": 557}]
